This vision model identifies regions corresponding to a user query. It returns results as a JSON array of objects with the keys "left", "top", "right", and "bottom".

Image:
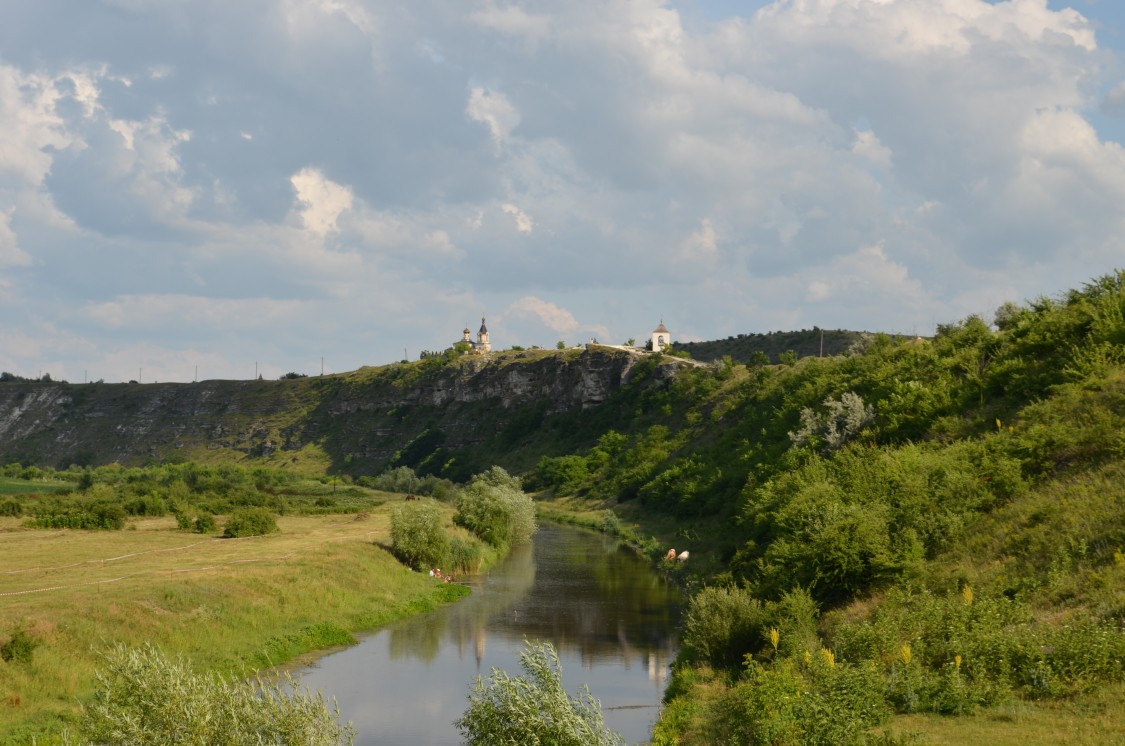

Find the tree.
[
  {"left": 455, "top": 641, "right": 624, "bottom": 746},
  {"left": 456, "top": 469, "right": 536, "bottom": 548},
  {"left": 75, "top": 644, "right": 354, "bottom": 745},
  {"left": 390, "top": 499, "right": 449, "bottom": 568},
  {"left": 556, "top": 340, "right": 567, "bottom": 350}
]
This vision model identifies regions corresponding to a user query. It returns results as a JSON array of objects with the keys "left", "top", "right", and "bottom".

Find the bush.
[
  {"left": 77, "top": 644, "right": 354, "bottom": 745},
  {"left": 0, "top": 499, "right": 22, "bottom": 517},
  {"left": 222, "top": 507, "right": 279, "bottom": 538},
  {"left": 194, "top": 514, "right": 217, "bottom": 534},
  {"left": 455, "top": 641, "right": 624, "bottom": 746},
  {"left": 455, "top": 468, "right": 536, "bottom": 548},
  {"left": 1, "top": 628, "right": 38, "bottom": 665},
  {"left": 389, "top": 500, "right": 449, "bottom": 569},
  {"left": 682, "top": 586, "right": 766, "bottom": 669}
]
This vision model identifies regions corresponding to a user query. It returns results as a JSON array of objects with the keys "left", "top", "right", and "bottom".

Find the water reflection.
[{"left": 299, "top": 525, "right": 682, "bottom": 745}]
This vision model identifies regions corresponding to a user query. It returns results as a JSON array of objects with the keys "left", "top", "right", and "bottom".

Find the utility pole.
[{"left": 321, "top": 357, "right": 324, "bottom": 376}]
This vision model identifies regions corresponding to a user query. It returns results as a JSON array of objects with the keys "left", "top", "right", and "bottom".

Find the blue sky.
[{"left": 1, "top": 0, "right": 1124, "bottom": 382}]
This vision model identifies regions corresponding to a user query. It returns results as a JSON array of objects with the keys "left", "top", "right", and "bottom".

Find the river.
[{"left": 296, "top": 524, "right": 684, "bottom": 745}]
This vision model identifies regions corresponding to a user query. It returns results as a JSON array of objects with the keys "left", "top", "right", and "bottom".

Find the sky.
[{"left": 2, "top": 0, "right": 1125, "bottom": 383}]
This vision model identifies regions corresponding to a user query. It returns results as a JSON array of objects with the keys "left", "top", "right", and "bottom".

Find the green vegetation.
[
  {"left": 529, "top": 271, "right": 1125, "bottom": 743},
  {"left": 677, "top": 327, "right": 873, "bottom": 363},
  {"left": 0, "top": 463, "right": 488, "bottom": 743},
  {"left": 455, "top": 641, "right": 624, "bottom": 746},
  {"left": 73, "top": 644, "right": 353, "bottom": 745},
  {"left": 454, "top": 467, "right": 537, "bottom": 549},
  {"left": 390, "top": 499, "right": 449, "bottom": 568},
  {"left": 222, "top": 506, "right": 279, "bottom": 537}
]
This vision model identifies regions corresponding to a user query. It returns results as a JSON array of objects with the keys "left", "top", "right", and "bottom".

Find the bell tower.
[{"left": 477, "top": 316, "right": 491, "bottom": 352}]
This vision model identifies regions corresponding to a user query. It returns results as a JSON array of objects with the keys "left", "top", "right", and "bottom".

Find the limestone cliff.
[{"left": 0, "top": 347, "right": 688, "bottom": 478}]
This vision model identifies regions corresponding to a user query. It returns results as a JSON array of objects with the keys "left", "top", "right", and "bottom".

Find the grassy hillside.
[{"left": 529, "top": 271, "right": 1125, "bottom": 744}]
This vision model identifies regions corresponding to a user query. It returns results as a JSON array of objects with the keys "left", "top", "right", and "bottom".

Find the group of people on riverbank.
[{"left": 429, "top": 567, "right": 454, "bottom": 583}]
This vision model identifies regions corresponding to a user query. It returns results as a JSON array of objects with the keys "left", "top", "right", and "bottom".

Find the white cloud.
[
  {"left": 500, "top": 203, "right": 534, "bottom": 234},
  {"left": 505, "top": 296, "right": 580, "bottom": 334},
  {"left": 466, "top": 87, "right": 520, "bottom": 150},
  {"left": 290, "top": 168, "right": 354, "bottom": 235}
]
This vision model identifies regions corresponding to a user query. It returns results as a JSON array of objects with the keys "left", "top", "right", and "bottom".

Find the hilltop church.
[{"left": 455, "top": 317, "right": 492, "bottom": 354}]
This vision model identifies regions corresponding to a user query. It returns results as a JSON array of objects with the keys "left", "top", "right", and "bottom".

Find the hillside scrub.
[{"left": 537, "top": 271, "right": 1125, "bottom": 742}]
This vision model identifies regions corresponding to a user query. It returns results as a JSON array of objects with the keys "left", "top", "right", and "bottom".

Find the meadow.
[{"left": 0, "top": 476, "right": 468, "bottom": 744}]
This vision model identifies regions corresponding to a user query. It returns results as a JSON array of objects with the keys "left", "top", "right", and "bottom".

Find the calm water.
[{"left": 297, "top": 524, "right": 683, "bottom": 745}]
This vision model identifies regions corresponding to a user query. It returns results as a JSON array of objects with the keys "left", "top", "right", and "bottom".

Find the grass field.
[
  {"left": 0, "top": 478, "right": 71, "bottom": 496},
  {"left": 0, "top": 498, "right": 468, "bottom": 744},
  {"left": 888, "top": 683, "right": 1125, "bottom": 745}
]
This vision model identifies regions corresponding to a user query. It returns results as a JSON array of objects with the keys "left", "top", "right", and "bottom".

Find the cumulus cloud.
[{"left": 290, "top": 167, "right": 354, "bottom": 235}]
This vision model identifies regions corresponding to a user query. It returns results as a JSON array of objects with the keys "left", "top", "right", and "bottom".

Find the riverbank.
[
  {"left": 535, "top": 494, "right": 1125, "bottom": 746},
  {"left": 0, "top": 501, "right": 474, "bottom": 745}
]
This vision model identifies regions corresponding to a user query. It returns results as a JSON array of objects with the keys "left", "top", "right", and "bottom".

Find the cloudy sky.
[{"left": 2, "top": 0, "right": 1124, "bottom": 382}]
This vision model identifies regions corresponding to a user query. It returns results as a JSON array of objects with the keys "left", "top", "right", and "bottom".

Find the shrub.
[
  {"left": 455, "top": 469, "right": 536, "bottom": 548},
  {"left": 1, "top": 628, "right": 38, "bottom": 665},
  {"left": 222, "top": 507, "right": 279, "bottom": 538},
  {"left": 194, "top": 514, "right": 217, "bottom": 534},
  {"left": 77, "top": 644, "right": 354, "bottom": 745},
  {"left": 0, "top": 499, "right": 22, "bottom": 517},
  {"left": 455, "top": 641, "right": 624, "bottom": 746},
  {"left": 682, "top": 586, "right": 766, "bottom": 669},
  {"left": 389, "top": 500, "right": 449, "bottom": 569}
]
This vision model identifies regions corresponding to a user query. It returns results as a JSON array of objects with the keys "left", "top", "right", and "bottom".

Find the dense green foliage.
[
  {"left": 72, "top": 644, "right": 354, "bottom": 745},
  {"left": 1, "top": 628, "right": 38, "bottom": 666},
  {"left": 455, "top": 641, "right": 624, "bottom": 746},
  {"left": 455, "top": 467, "right": 537, "bottom": 548},
  {"left": 222, "top": 506, "right": 280, "bottom": 538},
  {"left": 390, "top": 499, "right": 449, "bottom": 568},
  {"left": 677, "top": 327, "right": 872, "bottom": 363}
]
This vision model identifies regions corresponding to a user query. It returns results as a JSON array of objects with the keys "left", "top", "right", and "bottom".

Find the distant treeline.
[
  {"left": 0, "top": 371, "right": 67, "bottom": 384},
  {"left": 676, "top": 328, "right": 883, "bottom": 363}
]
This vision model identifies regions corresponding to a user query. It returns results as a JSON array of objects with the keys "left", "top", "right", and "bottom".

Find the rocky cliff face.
[{"left": 0, "top": 347, "right": 686, "bottom": 475}]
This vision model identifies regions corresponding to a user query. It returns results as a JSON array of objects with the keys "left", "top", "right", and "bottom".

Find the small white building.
[{"left": 651, "top": 322, "right": 671, "bottom": 352}]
